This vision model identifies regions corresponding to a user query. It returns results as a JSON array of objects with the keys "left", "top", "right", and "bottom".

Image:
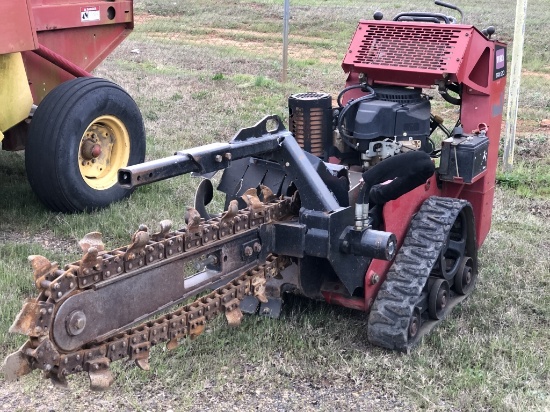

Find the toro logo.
[
  {"left": 81, "top": 6, "right": 100, "bottom": 22},
  {"left": 494, "top": 45, "right": 506, "bottom": 80}
]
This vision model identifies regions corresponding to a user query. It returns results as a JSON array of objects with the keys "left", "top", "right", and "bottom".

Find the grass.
[{"left": 1, "top": 0, "right": 550, "bottom": 410}]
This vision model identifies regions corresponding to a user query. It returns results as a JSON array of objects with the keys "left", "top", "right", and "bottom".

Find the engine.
[{"left": 288, "top": 86, "right": 434, "bottom": 170}]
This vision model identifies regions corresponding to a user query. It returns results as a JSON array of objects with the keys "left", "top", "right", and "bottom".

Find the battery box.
[{"left": 439, "top": 134, "right": 489, "bottom": 183}]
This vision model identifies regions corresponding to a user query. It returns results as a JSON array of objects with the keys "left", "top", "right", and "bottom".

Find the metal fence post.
[
  {"left": 503, "top": 0, "right": 528, "bottom": 171},
  {"left": 282, "top": 0, "right": 290, "bottom": 82}
]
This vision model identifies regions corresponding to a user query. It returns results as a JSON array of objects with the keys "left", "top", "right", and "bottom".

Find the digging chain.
[{"left": 10, "top": 198, "right": 293, "bottom": 388}]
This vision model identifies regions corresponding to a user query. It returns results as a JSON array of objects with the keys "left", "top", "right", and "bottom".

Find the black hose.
[
  {"left": 337, "top": 86, "right": 376, "bottom": 149},
  {"left": 337, "top": 84, "right": 365, "bottom": 108},
  {"left": 439, "top": 83, "right": 461, "bottom": 106},
  {"left": 426, "top": 137, "right": 437, "bottom": 155}
]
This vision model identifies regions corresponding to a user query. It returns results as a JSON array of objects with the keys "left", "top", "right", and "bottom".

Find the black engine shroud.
[{"left": 346, "top": 87, "right": 431, "bottom": 152}]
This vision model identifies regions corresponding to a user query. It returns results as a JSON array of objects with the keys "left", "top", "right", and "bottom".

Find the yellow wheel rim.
[{"left": 78, "top": 115, "right": 130, "bottom": 190}]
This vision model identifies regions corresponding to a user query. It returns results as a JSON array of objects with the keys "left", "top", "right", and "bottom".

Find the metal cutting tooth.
[
  {"left": 79, "top": 232, "right": 105, "bottom": 254},
  {"left": 1, "top": 344, "right": 32, "bottom": 381},
  {"left": 125, "top": 225, "right": 150, "bottom": 261},
  {"left": 224, "top": 307, "right": 243, "bottom": 327},
  {"left": 88, "top": 368, "right": 114, "bottom": 391},
  {"left": 241, "top": 193, "right": 264, "bottom": 212},
  {"left": 260, "top": 184, "right": 276, "bottom": 202},
  {"left": 81, "top": 246, "right": 101, "bottom": 270},
  {"left": 48, "top": 372, "right": 68, "bottom": 389},
  {"left": 241, "top": 187, "right": 257, "bottom": 198},
  {"left": 220, "top": 199, "right": 239, "bottom": 227},
  {"left": 184, "top": 207, "right": 202, "bottom": 231},
  {"left": 135, "top": 358, "right": 150, "bottom": 371},
  {"left": 152, "top": 219, "right": 172, "bottom": 241},
  {"left": 189, "top": 322, "right": 205, "bottom": 339},
  {"left": 130, "top": 225, "right": 149, "bottom": 247},
  {"left": 166, "top": 338, "right": 180, "bottom": 351},
  {"left": 28, "top": 255, "right": 58, "bottom": 291}
]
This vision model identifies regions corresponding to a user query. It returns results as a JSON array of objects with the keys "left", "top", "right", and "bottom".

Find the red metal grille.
[{"left": 351, "top": 24, "right": 463, "bottom": 71}]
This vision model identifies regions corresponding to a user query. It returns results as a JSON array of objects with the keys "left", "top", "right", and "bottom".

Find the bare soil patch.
[
  {"left": 0, "top": 230, "right": 79, "bottom": 255},
  {"left": 523, "top": 70, "right": 550, "bottom": 80},
  {"left": 135, "top": 13, "right": 340, "bottom": 64}
]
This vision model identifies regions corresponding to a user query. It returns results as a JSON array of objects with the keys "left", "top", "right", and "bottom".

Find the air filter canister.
[{"left": 288, "top": 92, "right": 332, "bottom": 159}]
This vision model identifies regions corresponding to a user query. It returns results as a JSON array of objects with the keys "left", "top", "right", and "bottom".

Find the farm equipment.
[
  {"left": 0, "top": 0, "right": 145, "bottom": 212},
  {"left": 3, "top": 2, "right": 507, "bottom": 390}
]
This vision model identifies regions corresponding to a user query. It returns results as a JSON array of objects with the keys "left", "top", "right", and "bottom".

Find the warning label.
[{"left": 81, "top": 6, "right": 100, "bottom": 22}]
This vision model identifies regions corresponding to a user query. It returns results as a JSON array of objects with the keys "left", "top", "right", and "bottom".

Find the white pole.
[
  {"left": 503, "top": 0, "right": 528, "bottom": 171},
  {"left": 282, "top": 0, "right": 290, "bottom": 82}
]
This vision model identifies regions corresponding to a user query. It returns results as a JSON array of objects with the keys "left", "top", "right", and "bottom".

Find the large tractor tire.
[{"left": 25, "top": 77, "right": 146, "bottom": 213}]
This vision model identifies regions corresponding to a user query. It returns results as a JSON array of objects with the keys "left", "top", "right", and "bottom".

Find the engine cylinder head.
[{"left": 288, "top": 92, "right": 332, "bottom": 159}]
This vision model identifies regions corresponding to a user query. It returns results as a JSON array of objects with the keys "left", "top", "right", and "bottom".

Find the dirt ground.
[{"left": 0, "top": 378, "right": 416, "bottom": 412}]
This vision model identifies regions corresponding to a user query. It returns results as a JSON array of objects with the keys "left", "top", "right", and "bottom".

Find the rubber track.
[{"left": 367, "top": 196, "right": 468, "bottom": 351}]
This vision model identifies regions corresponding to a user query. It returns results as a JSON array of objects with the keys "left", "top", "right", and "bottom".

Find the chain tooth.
[
  {"left": 224, "top": 305, "right": 243, "bottom": 327},
  {"left": 260, "top": 184, "right": 276, "bottom": 203},
  {"left": 184, "top": 207, "right": 202, "bottom": 231},
  {"left": 166, "top": 338, "right": 180, "bottom": 351},
  {"left": 151, "top": 219, "right": 173, "bottom": 242},
  {"left": 79, "top": 232, "right": 105, "bottom": 254},
  {"left": 28, "top": 255, "right": 58, "bottom": 293},
  {"left": 87, "top": 358, "right": 114, "bottom": 391},
  {"left": 135, "top": 358, "right": 150, "bottom": 371},
  {"left": 220, "top": 199, "right": 239, "bottom": 228},
  {"left": 125, "top": 225, "right": 150, "bottom": 261},
  {"left": 251, "top": 272, "right": 268, "bottom": 303},
  {"left": 242, "top": 193, "right": 265, "bottom": 212},
  {"left": 2, "top": 343, "right": 33, "bottom": 381},
  {"left": 48, "top": 371, "right": 68, "bottom": 389},
  {"left": 189, "top": 321, "right": 206, "bottom": 339}
]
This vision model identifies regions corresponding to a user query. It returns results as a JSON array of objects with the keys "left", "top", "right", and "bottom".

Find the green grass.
[
  {"left": 1, "top": 0, "right": 550, "bottom": 410},
  {"left": 497, "top": 161, "right": 550, "bottom": 197}
]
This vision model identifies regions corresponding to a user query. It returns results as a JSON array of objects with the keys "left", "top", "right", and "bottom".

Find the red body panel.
[
  {"left": 329, "top": 20, "right": 506, "bottom": 312},
  {"left": 0, "top": 1, "right": 38, "bottom": 54},
  {"left": 2, "top": 0, "right": 134, "bottom": 103}
]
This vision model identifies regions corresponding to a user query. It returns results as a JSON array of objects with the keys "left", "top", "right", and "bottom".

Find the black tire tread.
[{"left": 367, "top": 196, "right": 469, "bottom": 350}]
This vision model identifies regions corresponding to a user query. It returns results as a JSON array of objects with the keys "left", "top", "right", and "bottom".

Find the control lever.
[{"left": 434, "top": 0, "right": 464, "bottom": 23}]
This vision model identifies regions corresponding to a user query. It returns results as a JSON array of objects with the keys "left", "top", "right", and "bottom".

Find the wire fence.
[
  {"left": 107, "top": 0, "right": 550, "bottom": 79},
  {"left": 93, "top": 0, "right": 550, "bottom": 157}
]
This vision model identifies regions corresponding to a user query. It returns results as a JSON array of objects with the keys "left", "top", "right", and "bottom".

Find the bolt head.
[{"left": 66, "top": 311, "right": 87, "bottom": 336}]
